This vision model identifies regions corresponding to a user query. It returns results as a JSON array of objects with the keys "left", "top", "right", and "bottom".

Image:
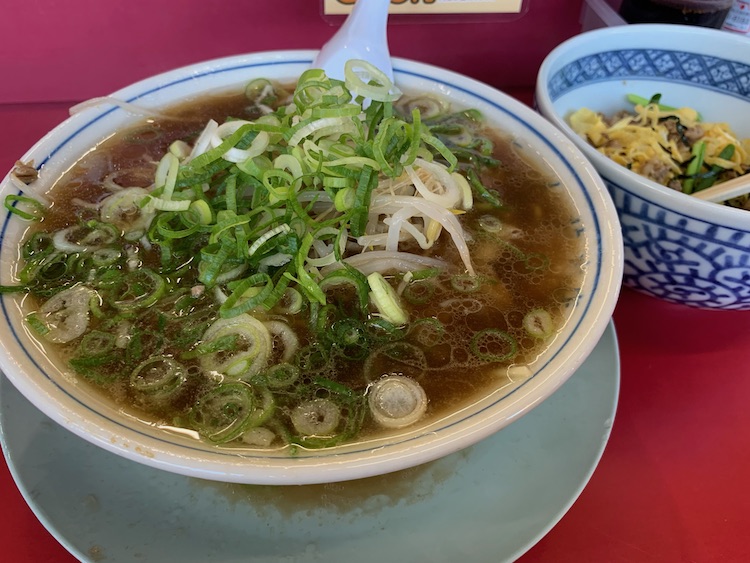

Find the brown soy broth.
[
  {"left": 43, "top": 88, "right": 287, "bottom": 229},
  {"left": 25, "top": 84, "right": 584, "bottom": 448}
]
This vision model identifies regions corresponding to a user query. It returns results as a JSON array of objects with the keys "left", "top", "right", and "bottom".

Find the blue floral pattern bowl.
[{"left": 536, "top": 24, "right": 750, "bottom": 310}]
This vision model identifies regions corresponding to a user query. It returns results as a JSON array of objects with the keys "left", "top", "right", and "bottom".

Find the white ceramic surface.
[
  {"left": 314, "top": 0, "right": 393, "bottom": 81},
  {"left": 0, "top": 50, "right": 622, "bottom": 484},
  {"left": 0, "top": 323, "right": 620, "bottom": 563},
  {"left": 536, "top": 24, "right": 750, "bottom": 310}
]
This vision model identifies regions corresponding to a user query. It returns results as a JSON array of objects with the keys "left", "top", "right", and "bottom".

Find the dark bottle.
[{"left": 619, "top": 0, "right": 733, "bottom": 27}]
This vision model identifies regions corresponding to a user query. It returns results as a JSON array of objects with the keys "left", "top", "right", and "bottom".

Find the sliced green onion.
[
  {"left": 248, "top": 224, "right": 291, "bottom": 256},
  {"left": 99, "top": 187, "right": 153, "bottom": 238},
  {"left": 220, "top": 273, "right": 274, "bottom": 318},
  {"left": 683, "top": 141, "right": 706, "bottom": 195},
  {"left": 25, "top": 312, "right": 51, "bottom": 336},
  {"left": 344, "top": 59, "right": 402, "bottom": 102},
  {"left": 22, "top": 232, "right": 55, "bottom": 261},
  {"left": 330, "top": 317, "right": 369, "bottom": 359},
  {"left": 77, "top": 330, "right": 116, "bottom": 357},
  {"left": 334, "top": 186, "right": 356, "bottom": 211},
  {"left": 293, "top": 233, "right": 326, "bottom": 306},
  {"left": 150, "top": 197, "right": 192, "bottom": 212},
  {"left": 523, "top": 309, "right": 554, "bottom": 339},
  {"left": 470, "top": 329, "right": 517, "bottom": 362},
  {"left": 130, "top": 356, "right": 187, "bottom": 399},
  {"left": 189, "top": 199, "right": 213, "bottom": 225},
  {"left": 407, "top": 317, "right": 446, "bottom": 347},
  {"left": 349, "top": 165, "right": 377, "bottom": 237},
  {"left": 245, "top": 78, "right": 277, "bottom": 105},
  {"left": 185, "top": 123, "right": 255, "bottom": 172},
  {"left": 291, "top": 398, "right": 341, "bottom": 437},
  {"left": 273, "top": 287, "right": 304, "bottom": 315},
  {"left": 190, "top": 381, "right": 274, "bottom": 444},
  {"left": 0, "top": 283, "right": 32, "bottom": 294},
  {"left": 91, "top": 248, "right": 121, "bottom": 267},
  {"left": 262, "top": 363, "right": 300, "bottom": 389},
  {"left": 627, "top": 93, "right": 677, "bottom": 112},
  {"left": 421, "top": 130, "right": 458, "bottom": 172},
  {"left": 319, "top": 266, "right": 369, "bottom": 314},
  {"left": 402, "top": 279, "right": 436, "bottom": 305},
  {"left": 106, "top": 269, "right": 166, "bottom": 311},
  {"left": 368, "top": 272, "right": 408, "bottom": 326},
  {"left": 155, "top": 153, "right": 180, "bottom": 200},
  {"left": 288, "top": 117, "right": 354, "bottom": 147},
  {"left": 450, "top": 274, "right": 482, "bottom": 293},
  {"left": 467, "top": 167, "right": 502, "bottom": 208},
  {"left": 4, "top": 195, "right": 45, "bottom": 221},
  {"left": 694, "top": 144, "right": 736, "bottom": 192},
  {"left": 365, "top": 317, "right": 406, "bottom": 343}
]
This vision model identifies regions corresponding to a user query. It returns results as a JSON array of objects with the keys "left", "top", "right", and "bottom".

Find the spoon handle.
[
  {"left": 314, "top": 0, "right": 393, "bottom": 81},
  {"left": 344, "top": 0, "right": 391, "bottom": 34}
]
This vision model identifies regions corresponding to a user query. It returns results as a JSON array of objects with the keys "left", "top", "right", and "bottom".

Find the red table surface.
[
  {"left": 4, "top": 1, "right": 750, "bottom": 560},
  {"left": 0, "top": 99, "right": 750, "bottom": 563},
  {"left": 3, "top": 98, "right": 750, "bottom": 563}
]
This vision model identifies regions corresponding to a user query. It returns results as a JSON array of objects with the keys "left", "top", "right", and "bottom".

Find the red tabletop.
[
  {"left": 2, "top": 2, "right": 750, "bottom": 560},
  {"left": 3, "top": 97, "right": 750, "bottom": 563}
]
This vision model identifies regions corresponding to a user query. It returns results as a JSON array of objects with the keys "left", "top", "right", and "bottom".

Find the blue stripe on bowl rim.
[
  {"left": 0, "top": 57, "right": 606, "bottom": 462},
  {"left": 548, "top": 49, "right": 750, "bottom": 102}
]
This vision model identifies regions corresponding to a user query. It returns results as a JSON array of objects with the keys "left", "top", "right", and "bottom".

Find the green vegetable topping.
[{"left": 0, "top": 61, "right": 571, "bottom": 453}]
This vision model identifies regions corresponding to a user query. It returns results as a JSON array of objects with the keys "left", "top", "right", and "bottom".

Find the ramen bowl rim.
[{"left": 0, "top": 49, "right": 623, "bottom": 484}]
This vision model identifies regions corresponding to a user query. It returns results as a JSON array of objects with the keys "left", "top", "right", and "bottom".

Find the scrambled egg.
[{"left": 567, "top": 98, "right": 750, "bottom": 201}]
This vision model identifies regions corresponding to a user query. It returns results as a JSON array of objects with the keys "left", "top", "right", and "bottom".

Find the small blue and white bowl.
[{"left": 536, "top": 24, "right": 750, "bottom": 310}]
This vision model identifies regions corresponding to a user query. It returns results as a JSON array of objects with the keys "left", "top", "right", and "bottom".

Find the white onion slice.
[
  {"left": 199, "top": 315, "right": 272, "bottom": 379},
  {"left": 186, "top": 119, "right": 219, "bottom": 162},
  {"left": 241, "top": 426, "right": 276, "bottom": 447},
  {"left": 38, "top": 285, "right": 94, "bottom": 344},
  {"left": 368, "top": 375, "right": 428, "bottom": 429},
  {"left": 99, "top": 187, "right": 154, "bottom": 239},
  {"left": 263, "top": 320, "right": 299, "bottom": 362},
  {"left": 291, "top": 399, "right": 341, "bottom": 436}
]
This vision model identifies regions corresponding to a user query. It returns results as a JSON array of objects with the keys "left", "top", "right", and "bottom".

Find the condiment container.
[
  {"left": 619, "top": 0, "right": 733, "bottom": 27},
  {"left": 721, "top": 0, "right": 750, "bottom": 34}
]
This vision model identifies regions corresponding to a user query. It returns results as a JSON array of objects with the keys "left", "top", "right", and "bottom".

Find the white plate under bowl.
[{"left": 0, "top": 323, "right": 619, "bottom": 563}]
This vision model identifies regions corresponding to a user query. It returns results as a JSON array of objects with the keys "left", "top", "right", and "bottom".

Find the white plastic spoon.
[
  {"left": 692, "top": 174, "right": 750, "bottom": 203},
  {"left": 313, "top": 0, "right": 393, "bottom": 81}
]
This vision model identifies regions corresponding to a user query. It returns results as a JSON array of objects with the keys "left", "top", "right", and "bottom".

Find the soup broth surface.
[{"left": 14, "top": 77, "right": 585, "bottom": 452}]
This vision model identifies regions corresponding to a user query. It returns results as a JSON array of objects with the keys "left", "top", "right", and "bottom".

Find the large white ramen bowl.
[
  {"left": 0, "top": 50, "right": 623, "bottom": 485},
  {"left": 536, "top": 24, "right": 750, "bottom": 310}
]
